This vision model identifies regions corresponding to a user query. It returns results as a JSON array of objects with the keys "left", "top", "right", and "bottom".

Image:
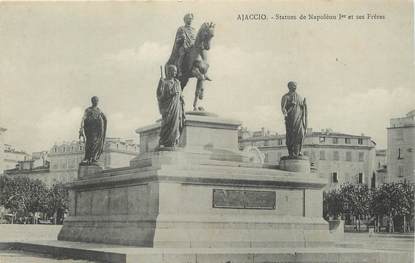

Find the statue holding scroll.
[
  {"left": 79, "top": 96, "right": 107, "bottom": 164},
  {"left": 281, "top": 81, "right": 308, "bottom": 158},
  {"left": 157, "top": 65, "right": 186, "bottom": 148}
]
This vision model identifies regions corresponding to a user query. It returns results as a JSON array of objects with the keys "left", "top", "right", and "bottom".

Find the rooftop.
[{"left": 240, "top": 129, "right": 371, "bottom": 142}]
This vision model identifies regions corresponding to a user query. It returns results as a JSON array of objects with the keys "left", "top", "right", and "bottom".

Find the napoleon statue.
[
  {"left": 166, "top": 13, "right": 215, "bottom": 111},
  {"left": 157, "top": 65, "right": 186, "bottom": 148},
  {"left": 281, "top": 81, "right": 308, "bottom": 159},
  {"left": 79, "top": 96, "right": 107, "bottom": 164}
]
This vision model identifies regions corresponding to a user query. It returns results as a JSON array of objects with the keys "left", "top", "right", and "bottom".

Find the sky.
[{"left": 0, "top": 1, "right": 414, "bottom": 153}]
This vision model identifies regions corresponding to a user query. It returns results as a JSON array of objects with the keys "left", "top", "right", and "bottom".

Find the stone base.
[
  {"left": 59, "top": 150, "right": 329, "bottom": 248},
  {"left": 329, "top": 220, "right": 345, "bottom": 241},
  {"left": 2, "top": 240, "right": 412, "bottom": 263},
  {"left": 77, "top": 164, "right": 103, "bottom": 179},
  {"left": 279, "top": 157, "right": 311, "bottom": 173},
  {"left": 59, "top": 114, "right": 330, "bottom": 249},
  {"left": 136, "top": 112, "right": 242, "bottom": 154}
]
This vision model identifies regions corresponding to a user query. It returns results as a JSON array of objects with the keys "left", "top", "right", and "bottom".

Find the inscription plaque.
[{"left": 213, "top": 189, "right": 276, "bottom": 210}]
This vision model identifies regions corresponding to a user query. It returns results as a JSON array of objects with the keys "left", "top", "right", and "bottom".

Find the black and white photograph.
[{"left": 0, "top": 1, "right": 413, "bottom": 262}]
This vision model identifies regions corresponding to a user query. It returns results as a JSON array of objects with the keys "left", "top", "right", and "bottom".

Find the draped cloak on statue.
[
  {"left": 281, "top": 91, "right": 308, "bottom": 158},
  {"left": 167, "top": 25, "right": 196, "bottom": 77},
  {"left": 81, "top": 107, "right": 107, "bottom": 163},
  {"left": 157, "top": 78, "right": 185, "bottom": 147}
]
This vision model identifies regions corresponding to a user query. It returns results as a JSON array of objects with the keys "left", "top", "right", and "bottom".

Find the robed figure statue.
[
  {"left": 157, "top": 65, "right": 186, "bottom": 148},
  {"left": 79, "top": 96, "right": 107, "bottom": 164},
  {"left": 281, "top": 81, "right": 308, "bottom": 158}
]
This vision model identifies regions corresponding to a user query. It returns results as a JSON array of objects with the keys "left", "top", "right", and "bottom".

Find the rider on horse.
[
  {"left": 166, "top": 14, "right": 215, "bottom": 111},
  {"left": 169, "top": 13, "right": 196, "bottom": 78}
]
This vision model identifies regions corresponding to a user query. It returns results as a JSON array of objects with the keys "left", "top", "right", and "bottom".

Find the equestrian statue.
[{"left": 166, "top": 13, "right": 215, "bottom": 111}]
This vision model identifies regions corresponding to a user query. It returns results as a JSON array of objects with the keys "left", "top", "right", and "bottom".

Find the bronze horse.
[{"left": 166, "top": 22, "right": 215, "bottom": 111}]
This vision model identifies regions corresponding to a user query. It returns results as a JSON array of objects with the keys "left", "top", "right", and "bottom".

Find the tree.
[
  {"left": 0, "top": 176, "right": 48, "bottom": 223},
  {"left": 44, "top": 183, "right": 69, "bottom": 224},
  {"left": 371, "top": 182, "right": 414, "bottom": 232},
  {"left": 323, "top": 188, "right": 344, "bottom": 220},
  {"left": 340, "top": 183, "right": 370, "bottom": 231}
]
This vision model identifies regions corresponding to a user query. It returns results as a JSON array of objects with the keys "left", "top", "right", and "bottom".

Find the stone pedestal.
[
  {"left": 78, "top": 164, "right": 103, "bottom": 179},
  {"left": 58, "top": 113, "right": 330, "bottom": 248},
  {"left": 279, "top": 157, "right": 311, "bottom": 173}
]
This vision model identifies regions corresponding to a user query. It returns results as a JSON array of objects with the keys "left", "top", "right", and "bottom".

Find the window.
[
  {"left": 333, "top": 151, "right": 339, "bottom": 161},
  {"left": 264, "top": 140, "right": 269, "bottom": 146},
  {"left": 303, "top": 151, "right": 308, "bottom": 156},
  {"left": 395, "top": 129, "right": 404, "bottom": 141},
  {"left": 61, "top": 160, "right": 67, "bottom": 169},
  {"left": 398, "top": 148, "right": 403, "bottom": 159},
  {"left": 278, "top": 139, "right": 283, "bottom": 145},
  {"left": 320, "top": 150, "right": 326, "bottom": 160},
  {"left": 358, "top": 152, "right": 364, "bottom": 162},
  {"left": 371, "top": 173, "right": 376, "bottom": 189},
  {"left": 264, "top": 152, "right": 269, "bottom": 163},
  {"left": 358, "top": 138, "right": 363, "bottom": 145},
  {"left": 319, "top": 137, "right": 326, "bottom": 143},
  {"left": 68, "top": 159, "right": 76, "bottom": 169},
  {"left": 332, "top": 137, "right": 338, "bottom": 144},
  {"left": 398, "top": 166, "right": 404, "bottom": 177},
  {"left": 345, "top": 138, "right": 351, "bottom": 144},
  {"left": 332, "top": 172, "right": 338, "bottom": 183},
  {"left": 358, "top": 173, "right": 363, "bottom": 184},
  {"left": 346, "top": 151, "right": 352, "bottom": 161}
]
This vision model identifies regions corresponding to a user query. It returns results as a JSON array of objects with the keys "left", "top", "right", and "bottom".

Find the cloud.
[
  {"left": 103, "top": 41, "right": 170, "bottom": 66},
  {"left": 310, "top": 87, "right": 415, "bottom": 147},
  {"left": 34, "top": 107, "right": 84, "bottom": 148}
]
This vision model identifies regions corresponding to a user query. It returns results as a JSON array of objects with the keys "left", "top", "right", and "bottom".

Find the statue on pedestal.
[
  {"left": 79, "top": 96, "right": 107, "bottom": 164},
  {"left": 157, "top": 65, "right": 185, "bottom": 149},
  {"left": 166, "top": 13, "right": 215, "bottom": 111},
  {"left": 281, "top": 81, "right": 308, "bottom": 159}
]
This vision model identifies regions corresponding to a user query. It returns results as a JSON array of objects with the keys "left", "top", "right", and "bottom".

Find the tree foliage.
[
  {"left": 323, "top": 182, "right": 414, "bottom": 232},
  {"left": 0, "top": 176, "right": 48, "bottom": 217},
  {"left": 323, "top": 188, "right": 344, "bottom": 219},
  {"left": 0, "top": 176, "right": 69, "bottom": 223}
]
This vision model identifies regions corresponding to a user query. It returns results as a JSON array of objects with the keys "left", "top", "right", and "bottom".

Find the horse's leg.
[{"left": 193, "top": 79, "right": 204, "bottom": 111}]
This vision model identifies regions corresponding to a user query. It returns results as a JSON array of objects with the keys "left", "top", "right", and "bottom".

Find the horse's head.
[{"left": 197, "top": 22, "right": 215, "bottom": 50}]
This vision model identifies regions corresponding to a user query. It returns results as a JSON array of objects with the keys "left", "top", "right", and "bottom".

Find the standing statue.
[
  {"left": 166, "top": 13, "right": 215, "bottom": 111},
  {"left": 79, "top": 96, "right": 107, "bottom": 164},
  {"left": 281, "top": 81, "right": 308, "bottom": 158},
  {"left": 157, "top": 65, "right": 186, "bottom": 148}
]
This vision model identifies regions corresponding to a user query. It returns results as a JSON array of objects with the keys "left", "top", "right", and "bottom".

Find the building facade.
[
  {"left": 3, "top": 144, "right": 31, "bottom": 171},
  {"left": 239, "top": 128, "right": 377, "bottom": 189},
  {"left": 387, "top": 110, "right": 415, "bottom": 184},
  {"left": 5, "top": 138, "right": 139, "bottom": 186}
]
